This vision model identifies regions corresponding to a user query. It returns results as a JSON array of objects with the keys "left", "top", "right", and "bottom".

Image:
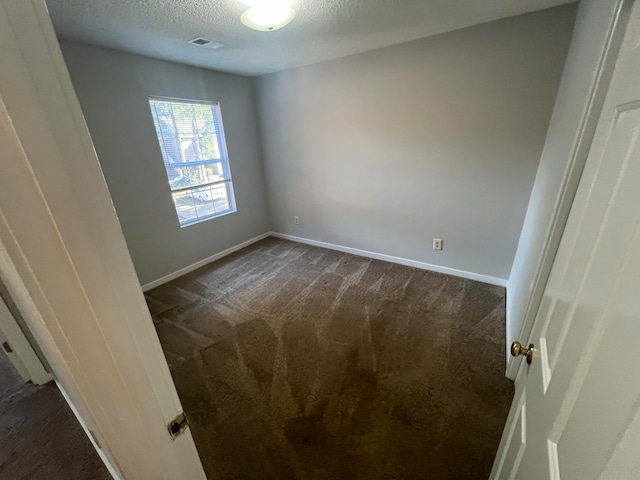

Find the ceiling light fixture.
[{"left": 240, "top": 1, "right": 296, "bottom": 32}]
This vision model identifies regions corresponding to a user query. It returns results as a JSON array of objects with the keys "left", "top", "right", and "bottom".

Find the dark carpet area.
[
  {"left": 0, "top": 351, "right": 110, "bottom": 479},
  {"left": 146, "top": 237, "right": 514, "bottom": 480}
]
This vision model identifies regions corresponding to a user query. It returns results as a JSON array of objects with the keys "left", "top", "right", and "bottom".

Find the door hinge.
[
  {"left": 168, "top": 412, "right": 189, "bottom": 439},
  {"left": 2, "top": 341, "right": 12, "bottom": 353}
]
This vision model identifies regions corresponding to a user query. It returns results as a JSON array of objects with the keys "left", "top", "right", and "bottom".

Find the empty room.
[{"left": 2, "top": 0, "right": 639, "bottom": 479}]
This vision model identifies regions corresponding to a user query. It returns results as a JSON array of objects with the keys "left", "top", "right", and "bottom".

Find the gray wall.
[
  {"left": 60, "top": 42, "right": 270, "bottom": 286},
  {"left": 255, "top": 5, "right": 577, "bottom": 282},
  {"left": 506, "top": 0, "right": 627, "bottom": 370}
]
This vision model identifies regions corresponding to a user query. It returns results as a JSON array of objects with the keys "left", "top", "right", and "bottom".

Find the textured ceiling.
[{"left": 45, "top": 0, "right": 577, "bottom": 76}]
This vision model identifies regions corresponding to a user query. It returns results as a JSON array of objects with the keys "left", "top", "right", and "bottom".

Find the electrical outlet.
[
  {"left": 433, "top": 238, "right": 443, "bottom": 250},
  {"left": 294, "top": 216, "right": 300, "bottom": 225}
]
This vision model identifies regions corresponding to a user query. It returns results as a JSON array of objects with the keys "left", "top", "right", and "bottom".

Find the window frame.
[{"left": 148, "top": 96, "right": 237, "bottom": 227}]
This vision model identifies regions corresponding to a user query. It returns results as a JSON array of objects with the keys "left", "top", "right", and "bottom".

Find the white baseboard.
[
  {"left": 141, "top": 232, "right": 271, "bottom": 291},
  {"left": 142, "top": 231, "right": 507, "bottom": 291},
  {"left": 271, "top": 232, "right": 507, "bottom": 287}
]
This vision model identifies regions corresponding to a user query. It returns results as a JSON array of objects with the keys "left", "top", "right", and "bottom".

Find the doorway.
[{"left": 0, "top": 300, "right": 110, "bottom": 479}]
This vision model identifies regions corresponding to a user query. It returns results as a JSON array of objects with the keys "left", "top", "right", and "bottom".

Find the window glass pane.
[
  {"left": 199, "top": 134, "right": 221, "bottom": 160},
  {"left": 149, "top": 99, "right": 225, "bottom": 166},
  {"left": 171, "top": 185, "right": 231, "bottom": 223},
  {"left": 149, "top": 97, "right": 236, "bottom": 226},
  {"left": 172, "top": 190, "right": 199, "bottom": 225},
  {"left": 167, "top": 163, "right": 225, "bottom": 190}
]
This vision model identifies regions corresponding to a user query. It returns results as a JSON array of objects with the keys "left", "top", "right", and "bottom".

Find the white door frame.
[
  {"left": 0, "top": 290, "right": 52, "bottom": 384},
  {"left": 0, "top": 1, "right": 205, "bottom": 478},
  {"left": 505, "top": 0, "right": 630, "bottom": 379},
  {"left": 492, "top": 0, "right": 640, "bottom": 474}
]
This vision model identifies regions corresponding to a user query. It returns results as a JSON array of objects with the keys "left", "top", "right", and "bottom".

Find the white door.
[
  {"left": 491, "top": 2, "right": 640, "bottom": 479},
  {"left": 0, "top": 1, "right": 206, "bottom": 478}
]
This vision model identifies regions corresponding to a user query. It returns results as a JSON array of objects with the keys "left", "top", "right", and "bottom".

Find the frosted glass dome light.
[{"left": 240, "top": 2, "right": 296, "bottom": 31}]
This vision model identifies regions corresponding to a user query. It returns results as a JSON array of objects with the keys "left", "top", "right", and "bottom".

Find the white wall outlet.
[
  {"left": 294, "top": 216, "right": 300, "bottom": 225},
  {"left": 433, "top": 238, "right": 443, "bottom": 250}
]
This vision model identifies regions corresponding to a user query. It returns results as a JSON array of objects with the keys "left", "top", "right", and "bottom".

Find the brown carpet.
[
  {"left": 146, "top": 237, "right": 514, "bottom": 480},
  {"left": 0, "top": 351, "right": 110, "bottom": 480}
]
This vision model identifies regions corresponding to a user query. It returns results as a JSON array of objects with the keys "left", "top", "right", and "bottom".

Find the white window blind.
[{"left": 148, "top": 97, "right": 236, "bottom": 226}]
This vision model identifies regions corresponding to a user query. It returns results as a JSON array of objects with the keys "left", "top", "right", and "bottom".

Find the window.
[{"left": 148, "top": 97, "right": 236, "bottom": 226}]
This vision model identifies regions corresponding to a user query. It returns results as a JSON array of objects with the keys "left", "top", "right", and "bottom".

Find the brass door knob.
[{"left": 511, "top": 341, "right": 535, "bottom": 364}]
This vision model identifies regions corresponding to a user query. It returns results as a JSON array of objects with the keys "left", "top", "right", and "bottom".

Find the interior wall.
[
  {"left": 506, "top": 0, "right": 629, "bottom": 373},
  {"left": 255, "top": 5, "right": 577, "bottom": 282},
  {"left": 60, "top": 42, "right": 270, "bottom": 286}
]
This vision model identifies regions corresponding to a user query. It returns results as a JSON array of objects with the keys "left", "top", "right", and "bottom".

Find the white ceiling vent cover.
[{"left": 187, "top": 37, "right": 225, "bottom": 49}]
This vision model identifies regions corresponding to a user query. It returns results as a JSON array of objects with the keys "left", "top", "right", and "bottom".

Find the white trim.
[
  {"left": 0, "top": 293, "right": 52, "bottom": 384},
  {"left": 141, "top": 232, "right": 271, "bottom": 291},
  {"left": 504, "top": 0, "right": 629, "bottom": 381},
  {"left": 0, "top": 1, "right": 206, "bottom": 477},
  {"left": 270, "top": 232, "right": 507, "bottom": 287}
]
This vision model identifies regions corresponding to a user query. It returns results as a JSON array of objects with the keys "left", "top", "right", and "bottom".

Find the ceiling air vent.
[{"left": 187, "top": 37, "right": 224, "bottom": 49}]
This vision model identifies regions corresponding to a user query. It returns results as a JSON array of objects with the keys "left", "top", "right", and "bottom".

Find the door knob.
[{"left": 511, "top": 341, "right": 535, "bottom": 364}]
